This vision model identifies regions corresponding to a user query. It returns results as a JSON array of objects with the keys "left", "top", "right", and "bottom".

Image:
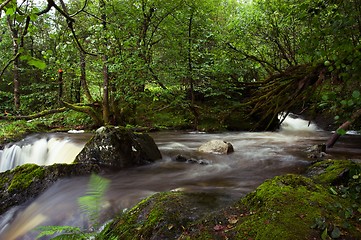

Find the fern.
[
  {"left": 78, "top": 173, "right": 110, "bottom": 227},
  {"left": 35, "top": 174, "right": 110, "bottom": 239}
]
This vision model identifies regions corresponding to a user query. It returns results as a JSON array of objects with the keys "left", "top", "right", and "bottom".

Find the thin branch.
[
  {"left": 227, "top": 42, "right": 280, "bottom": 74},
  {"left": 70, "top": 0, "right": 88, "bottom": 17},
  {"left": 68, "top": 20, "right": 97, "bottom": 56},
  {"left": 0, "top": 52, "right": 20, "bottom": 79},
  {"left": 0, "top": 0, "right": 13, "bottom": 12}
]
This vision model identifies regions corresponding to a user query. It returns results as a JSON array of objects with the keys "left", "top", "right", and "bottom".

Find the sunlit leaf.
[
  {"left": 28, "top": 59, "right": 47, "bottom": 70},
  {"left": 5, "top": 6, "right": 16, "bottom": 16}
]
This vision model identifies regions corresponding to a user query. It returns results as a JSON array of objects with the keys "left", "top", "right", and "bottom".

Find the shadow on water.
[{"left": 1, "top": 115, "right": 361, "bottom": 239}]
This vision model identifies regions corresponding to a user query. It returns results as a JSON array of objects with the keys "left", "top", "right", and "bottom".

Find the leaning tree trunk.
[{"left": 326, "top": 108, "right": 361, "bottom": 148}]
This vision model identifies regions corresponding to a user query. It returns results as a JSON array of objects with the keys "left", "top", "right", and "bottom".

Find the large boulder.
[
  {"left": 198, "top": 139, "right": 234, "bottom": 154},
  {"left": 74, "top": 126, "right": 162, "bottom": 170}
]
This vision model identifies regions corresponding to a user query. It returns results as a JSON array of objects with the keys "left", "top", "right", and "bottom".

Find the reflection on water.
[{"left": 1, "top": 118, "right": 361, "bottom": 239}]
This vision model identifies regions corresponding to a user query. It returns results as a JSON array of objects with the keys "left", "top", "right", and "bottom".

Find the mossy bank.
[
  {"left": 98, "top": 159, "right": 361, "bottom": 240},
  {"left": 0, "top": 163, "right": 100, "bottom": 215}
]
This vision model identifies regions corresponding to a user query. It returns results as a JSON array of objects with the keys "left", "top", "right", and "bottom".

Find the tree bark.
[
  {"left": 100, "top": 0, "right": 110, "bottom": 125},
  {"left": 326, "top": 108, "right": 361, "bottom": 148},
  {"left": 187, "top": 10, "right": 199, "bottom": 129},
  {"left": 57, "top": 69, "right": 63, "bottom": 105},
  {"left": 7, "top": 16, "right": 20, "bottom": 111},
  {"left": 79, "top": 51, "right": 94, "bottom": 103}
]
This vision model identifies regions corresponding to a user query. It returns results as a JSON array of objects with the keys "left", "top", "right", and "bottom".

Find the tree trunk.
[
  {"left": 7, "top": 16, "right": 20, "bottom": 111},
  {"left": 100, "top": 0, "right": 110, "bottom": 125},
  {"left": 187, "top": 10, "right": 199, "bottom": 129},
  {"left": 79, "top": 51, "right": 94, "bottom": 103},
  {"left": 326, "top": 108, "right": 361, "bottom": 148},
  {"left": 57, "top": 69, "right": 63, "bottom": 105}
]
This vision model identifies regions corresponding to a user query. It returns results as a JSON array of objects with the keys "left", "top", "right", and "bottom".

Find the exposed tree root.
[{"left": 245, "top": 63, "right": 327, "bottom": 129}]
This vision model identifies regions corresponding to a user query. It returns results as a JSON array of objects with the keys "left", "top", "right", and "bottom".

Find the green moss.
[
  {"left": 101, "top": 191, "right": 225, "bottom": 240},
  {"left": 308, "top": 159, "right": 361, "bottom": 185},
  {"left": 231, "top": 175, "right": 329, "bottom": 239},
  {"left": 7, "top": 164, "right": 45, "bottom": 193},
  {"left": 100, "top": 164, "right": 361, "bottom": 240}
]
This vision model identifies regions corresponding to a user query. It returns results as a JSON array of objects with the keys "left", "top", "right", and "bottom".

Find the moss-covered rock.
[
  {"left": 100, "top": 160, "right": 361, "bottom": 240},
  {"left": 74, "top": 126, "right": 162, "bottom": 170},
  {"left": 306, "top": 159, "right": 361, "bottom": 186},
  {"left": 100, "top": 191, "right": 227, "bottom": 240},
  {"left": 0, "top": 163, "right": 100, "bottom": 215}
]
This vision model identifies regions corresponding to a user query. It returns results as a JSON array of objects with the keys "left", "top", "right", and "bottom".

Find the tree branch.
[
  {"left": 0, "top": 107, "right": 66, "bottom": 120},
  {"left": 0, "top": 52, "right": 20, "bottom": 79},
  {"left": 70, "top": 0, "right": 89, "bottom": 17},
  {"left": 227, "top": 42, "right": 280, "bottom": 74},
  {"left": 0, "top": 0, "right": 13, "bottom": 12}
]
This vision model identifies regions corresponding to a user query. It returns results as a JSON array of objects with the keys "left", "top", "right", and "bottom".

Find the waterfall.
[
  {"left": 279, "top": 113, "right": 319, "bottom": 132},
  {"left": 0, "top": 133, "right": 90, "bottom": 173}
]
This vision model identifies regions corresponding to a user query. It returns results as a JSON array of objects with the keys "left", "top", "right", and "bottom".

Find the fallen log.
[{"left": 326, "top": 108, "right": 361, "bottom": 148}]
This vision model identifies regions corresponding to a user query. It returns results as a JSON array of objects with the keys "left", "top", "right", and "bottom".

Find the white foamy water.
[{"left": 0, "top": 133, "right": 90, "bottom": 172}]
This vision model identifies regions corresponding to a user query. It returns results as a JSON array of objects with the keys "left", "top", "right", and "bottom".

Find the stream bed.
[{"left": 0, "top": 116, "right": 361, "bottom": 239}]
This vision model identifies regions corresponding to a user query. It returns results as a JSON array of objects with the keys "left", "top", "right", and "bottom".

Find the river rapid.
[{"left": 0, "top": 115, "right": 361, "bottom": 240}]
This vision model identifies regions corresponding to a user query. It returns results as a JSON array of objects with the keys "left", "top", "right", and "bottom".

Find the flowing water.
[
  {"left": 0, "top": 115, "right": 361, "bottom": 240},
  {"left": 0, "top": 132, "right": 92, "bottom": 172}
]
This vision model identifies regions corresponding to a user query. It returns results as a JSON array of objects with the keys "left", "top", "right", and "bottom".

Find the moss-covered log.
[{"left": 0, "top": 107, "right": 67, "bottom": 121}]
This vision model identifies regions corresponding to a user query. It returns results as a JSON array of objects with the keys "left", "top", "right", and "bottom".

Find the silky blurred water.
[{"left": 0, "top": 116, "right": 360, "bottom": 240}]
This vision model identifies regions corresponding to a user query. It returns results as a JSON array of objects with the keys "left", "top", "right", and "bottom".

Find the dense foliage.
[{"left": 0, "top": 0, "right": 360, "bottom": 129}]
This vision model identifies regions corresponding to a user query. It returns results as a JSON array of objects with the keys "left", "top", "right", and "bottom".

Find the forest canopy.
[{"left": 0, "top": 0, "right": 360, "bottom": 130}]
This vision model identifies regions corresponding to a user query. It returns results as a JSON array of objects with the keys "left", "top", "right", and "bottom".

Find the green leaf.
[
  {"left": 321, "top": 228, "right": 328, "bottom": 240},
  {"left": 352, "top": 90, "right": 360, "bottom": 99},
  {"left": 5, "top": 6, "right": 16, "bottom": 16},
  {"left": 331, "top": 227, "right": 341, "bottom": 238},
  {"left": 30, "top": 13, "right": 38, "bottom": 21},
  {"left": 78, "top": 174, "right": 110, "bottom": 227},
  {"left": 28, "top": 58, "right": 47, "bottom": 70},
  {"left": 329, "top": 187, "right": 338, "bottom": 195},
  {"left": 20, "top": 55, "right": 31, "bottom": 61},
  {"left": 336, "top": 129, "right": 347, "bottom": 135},
  {"left": 35, "top": 225, "right": 82, "bottom": 239}
]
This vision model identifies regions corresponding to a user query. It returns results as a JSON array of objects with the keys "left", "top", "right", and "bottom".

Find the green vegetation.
[
  {"left": 7, "top": 164, "right": 46, "bottom": 193},
  {"left": 1, "top": 0, "right": 361, "bottom": 238},
  {"left": 0, "top": 0, "right": 360, "bottom": 131},
  {"left": 0, "top": 120, "right": 48, "bottom": 144}
]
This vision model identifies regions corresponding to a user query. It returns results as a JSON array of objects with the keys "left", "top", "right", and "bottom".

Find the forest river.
[{"left": 0, "top": 115, "right": 361, "bottom": 239}]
